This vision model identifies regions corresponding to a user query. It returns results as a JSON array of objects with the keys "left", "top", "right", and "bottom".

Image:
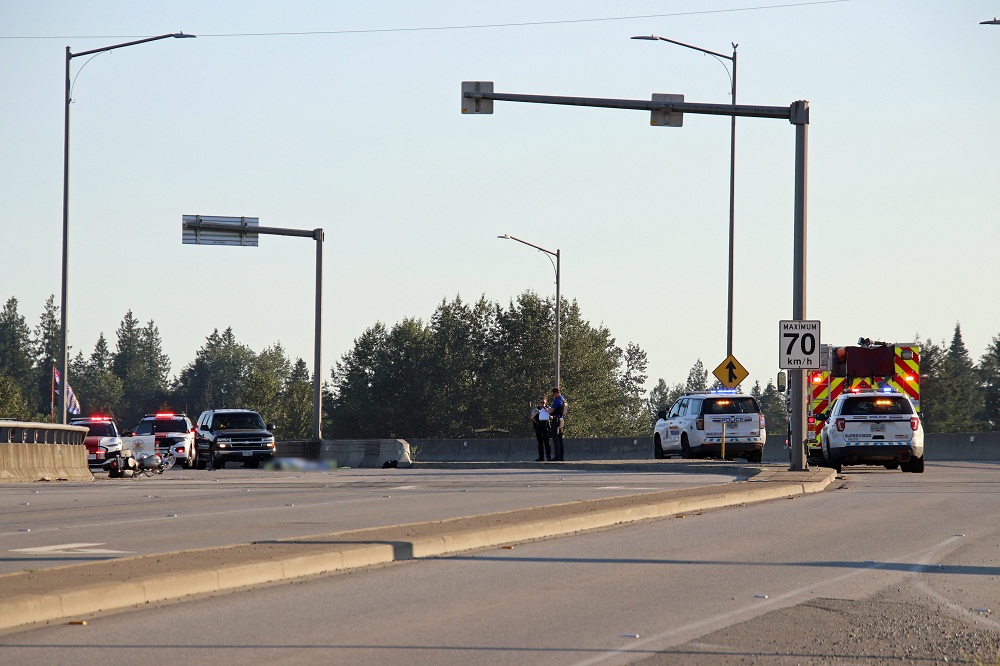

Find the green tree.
[
  {"left": 0, "top": 374, "right": 33, "bottom": 420},
  {"left": 0, "top": 297, "right": 34, "bottom": 400},
  {"left": 920, "top": 326, "right": 982, "bottom": 433},
  {"left": 328, "top": 323, "right": 390, "bottom": 438},
  {"left": 111, "top": 312, "right": 172, "bottom": 426},
  {"left": 684, "top": 359, "right": 708, "bottom": 392},
  {"left": 486, "top": 292, "right": 557, "bottom": 436},
  {"left": 279, "top": 358, "right": 314, "bottom": 440},
  {"left": 243, "top": 342, "right": 292, "bottom": 426},
  {"left": 918, "top": 335, "right": 945, "bottom": 432},
  {"left": 328, "top": 291, "right": 651, "bottom": 439},
  {"left": 174, "top": 327, "right": 255, "bottom": 417},
  {"left": 423, "top": 296, "right": 496, "bottom": 437},
  {"left": 69, "top": 334, "right": 124, "bottom": 418},
  {"left": 620, "top": 342, "right": 650, "bottom": 435},
  {"left": 31, "top": 295, "right": 62, "bottom": 416},
  {"left": 752, "top": 379, "right": 788, "bottom": 439},
  {"left": 980, "top": 334, "right": 1000, "bottom": 430}
]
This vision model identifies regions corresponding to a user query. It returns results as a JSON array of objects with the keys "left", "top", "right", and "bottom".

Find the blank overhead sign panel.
[{"left": 182, "top": 215, "right": 259, "bottom": 247}]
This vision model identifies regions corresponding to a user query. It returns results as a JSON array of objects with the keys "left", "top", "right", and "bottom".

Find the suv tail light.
[
  {"left": 695, "top": 417, "right": 704, "bottom": 430},
  {"left": 759, "top": 413, "right": 766, "bottom": 429},
  {"left": 836, "top": 418, "right": 846, "bottom": 432},
  {"left": 910, "top": 417, "right": 919, "bottom": 431}
]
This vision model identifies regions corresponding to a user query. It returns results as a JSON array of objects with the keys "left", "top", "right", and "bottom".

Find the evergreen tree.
[
  {"left": 920, "top": 326, "right": 982, "bottom": 433},
  {"left": 328, "top": 323, "right": 389, "bottom": 438},
  {"left": 69, "top": 334, "right": 124, "bottom": 418},
  {"left": 918, "top": 335, "right": 945, "bottom": 432},
  {"left": 280, "top": 358, "right": 314, "bottom": 439},
  {"left": 620, "top": 342, "right": 650, "bottom": 435},
  {"left": 174, "top": 327, "right": 255, "bottom": 417},
  {"left": 328, "top": 291, "right": 651, "bottom": 439},
  {"left": 111, "top": 312, "right": 172, "bottom": 426},
  {"left": 980, "top": 334, "right": 1000, "bottom": 431},
  {"left": 243, "top": 342, "right": 292, "bottom": 426},
  {"left": 424, "top": 296, "right": 495, "bottom": 437},
  {"left": 684, "top": 359, "right": 708, "bottom": 392},
  {"left": 0, "top": 297, "right": 34, "bottom": 400},
  {"left": 0, "top": 374, "right": 33, "bottom": 420},
  {"left": 938, "top": 324, "right": 983, "bottom": 432},
  {"left": 752, "top": 379, "right": 788, "bottom": 439},
  {"left": 31, "top": 295, "right": 62, "bottom": 416}
]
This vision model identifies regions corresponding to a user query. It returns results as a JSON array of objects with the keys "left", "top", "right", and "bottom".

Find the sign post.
[
  {"left": 182, "top": 215, "right": 325, "bottom": 441},
  {"left": 779, "top": 319, "right": 820, "bottom": 471}
]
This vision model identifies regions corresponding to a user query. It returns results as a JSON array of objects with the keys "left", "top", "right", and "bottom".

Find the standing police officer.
[{"left": 547, "top": 387, "right": 566, "bottom": 461}]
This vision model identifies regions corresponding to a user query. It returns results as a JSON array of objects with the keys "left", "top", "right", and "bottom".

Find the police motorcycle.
[{"left": 102, "top": 448, "right": 176, "bottom": 478}]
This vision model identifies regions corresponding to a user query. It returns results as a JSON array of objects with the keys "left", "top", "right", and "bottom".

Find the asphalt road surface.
[
  {"left": 0, "top": 463, "right": 740, "bottom": 575},
  {"left": 2, "top": 462, "right": 1000, "bottom": 665}
]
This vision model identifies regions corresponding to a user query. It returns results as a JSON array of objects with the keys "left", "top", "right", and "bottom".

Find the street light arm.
[
  {"left": 70, "top": 32, "right": 195, "bottom": 59},
  {"left": 631, "top": 34, "right": 732, "bottom": 61},
  {"left": 498, "top": 233, "right": 557, "bottom": 258}
]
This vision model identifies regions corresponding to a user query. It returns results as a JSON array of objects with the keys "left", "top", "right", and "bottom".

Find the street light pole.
[
  {"left": 59, "top": 32, "right": 194, "bottom": 423},
  {"left": 632, "top": 35, "right": 738, "bottom": 358},
  {"left": 498, "top": 234, "right": 561, "bottom": 390}
]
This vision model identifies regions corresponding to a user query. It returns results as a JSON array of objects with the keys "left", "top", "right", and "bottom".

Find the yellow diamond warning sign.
[{"left": 713, "top": 355, "right": 749, "bottom": 389}]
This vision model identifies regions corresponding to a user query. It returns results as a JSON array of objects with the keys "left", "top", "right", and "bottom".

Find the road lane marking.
[{"left": 11, "top": 543, "right": 132, "bottom": 555}]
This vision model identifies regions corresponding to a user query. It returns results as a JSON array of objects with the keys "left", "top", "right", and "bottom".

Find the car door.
[{"left": 665, "top": 398, "right": 688, "bottom": 450}]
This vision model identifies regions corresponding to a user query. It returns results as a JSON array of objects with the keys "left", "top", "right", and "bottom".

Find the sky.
[{"left": 2, "top": 1, "right": 998, "bottom": 398}]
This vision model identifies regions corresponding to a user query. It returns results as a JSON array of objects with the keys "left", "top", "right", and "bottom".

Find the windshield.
[
  {"left": 702, "top": 397, "right": 760, "bottom": 415},
  {"left": 135, "top": 419, "right": 189, "bottom": 435},
  {"left": 839, "top": 395, "right": 913, "bottom": 416},
  {"left": 212, "top": 412, "right": 266, "bottom": 430},
  {"left": 85, "top": 422, "right": 116, "bottom": 437}
]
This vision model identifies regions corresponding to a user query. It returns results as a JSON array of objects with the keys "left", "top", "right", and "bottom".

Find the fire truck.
[{"left": 807, "top": 338, "right": 920, "bottom": 460}]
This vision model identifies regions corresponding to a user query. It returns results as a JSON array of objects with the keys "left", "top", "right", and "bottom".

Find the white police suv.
[
  {"left": 653, "top": 391, "right": 766, "bottom": 463},
  {"left": 819, "top": 389, "right": 924, "bottom": 473}
]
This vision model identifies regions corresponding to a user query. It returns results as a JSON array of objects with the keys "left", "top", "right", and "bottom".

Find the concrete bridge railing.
[{"left": 0, "top": 421, "right": 92, "bottom": 482}]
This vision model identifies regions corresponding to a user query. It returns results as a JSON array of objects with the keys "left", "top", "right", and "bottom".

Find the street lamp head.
[
  {"left": 172, "top": 32, "right": 197, "bottom": 38},
  {"left": 631, "top": 35, "right": 661, "bottom": 41},
  {"left": 497, "top": 234, "right": 510, "bottom": 239}
]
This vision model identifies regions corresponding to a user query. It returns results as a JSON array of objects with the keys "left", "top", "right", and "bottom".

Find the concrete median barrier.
[
  {"left": 299, "top": 432, "right": 999, "bottom": 467},
  {"left": 318, "top": 439, "right": 412, "bottom": 468}
]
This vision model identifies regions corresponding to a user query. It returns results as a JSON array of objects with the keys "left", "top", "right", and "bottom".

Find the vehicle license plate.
[
  {"left": 243, "top": 451, "right": 252, "bottom": 457},
  {"left": 87, "top": 453, "right": 96, "bottom": 460},
  {"left": 870, "top": 423, "right": 886, "bottom": 432}
]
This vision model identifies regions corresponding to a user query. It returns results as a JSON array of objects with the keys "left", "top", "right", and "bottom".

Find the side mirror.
[
  {"left": 656, "top": 410, "right": 667, "bottom": 421},
  {"left": 122, "top": 429, "right": 135, "bottom": 437},
  {"left": 266, "top": 423, "right": 276, "bottom": 432},
  {"left": 776, "top": 371, "right": 787, "bottom": 393}
]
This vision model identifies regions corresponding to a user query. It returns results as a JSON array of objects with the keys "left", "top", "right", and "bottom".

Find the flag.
[{"left": 52, "top": 368, "right": 82, "bottom": 415}]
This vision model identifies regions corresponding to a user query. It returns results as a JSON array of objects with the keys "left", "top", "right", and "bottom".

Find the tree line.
[
  {"left": 0, "top": 296, "right": 315, "bottom": 438},
  {"left": 2, "top": 293, "right": 997, "bottom": 438}
]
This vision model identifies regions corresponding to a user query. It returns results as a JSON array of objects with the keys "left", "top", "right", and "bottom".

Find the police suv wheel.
[{"left": 680, "top": 435, "right": 692, "bottom": 459}]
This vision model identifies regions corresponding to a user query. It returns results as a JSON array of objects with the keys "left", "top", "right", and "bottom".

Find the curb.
[{"left": 0, "top": 468, "right": 835, "bottom": 632}]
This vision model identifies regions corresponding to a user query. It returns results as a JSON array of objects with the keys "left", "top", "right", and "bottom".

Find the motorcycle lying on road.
[{"left": 102, "top": 449, "right": 176, "bottom": 478}]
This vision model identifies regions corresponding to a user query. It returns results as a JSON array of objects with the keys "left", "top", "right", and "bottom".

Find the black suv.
[{"left": 195, "top": 409, "right": 276, "bottom": 469}]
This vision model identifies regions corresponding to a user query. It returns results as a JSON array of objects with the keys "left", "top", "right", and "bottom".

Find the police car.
[
  {"left": 122, "top": 413, "right": 197, "bottom": 469},
  {"left": 653, "top": 391, "right": 766, "bottom": 463},
  {"left": 819, "top": 389, "right": 924, "bottom": 473},
  {"left": 69, "top": 416, "right": 124, "bottom": 466}
]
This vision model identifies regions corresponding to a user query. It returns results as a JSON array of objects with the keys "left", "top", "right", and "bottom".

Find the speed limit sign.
[{"left": 779, "top": 320, "right": 821, "bottom": 369}]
